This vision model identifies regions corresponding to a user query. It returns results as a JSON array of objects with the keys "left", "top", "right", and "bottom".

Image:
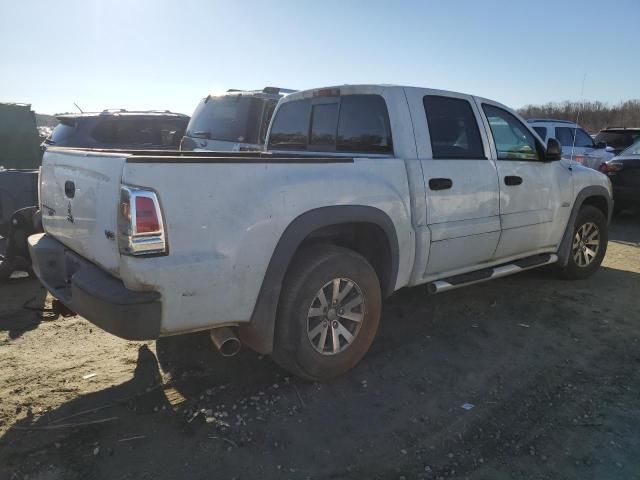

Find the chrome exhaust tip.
[{"left": 209, "top": 327, "right": 241, "bottom": 357}]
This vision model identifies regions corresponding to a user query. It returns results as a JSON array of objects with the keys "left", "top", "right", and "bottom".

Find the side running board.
[{"left": 427, "top": 253, "right": 557, "bottom": 294}]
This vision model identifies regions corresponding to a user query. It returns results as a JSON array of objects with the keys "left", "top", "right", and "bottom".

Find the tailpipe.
[{"left": 209, "top": 327, "right": 241, "bottom": 357}]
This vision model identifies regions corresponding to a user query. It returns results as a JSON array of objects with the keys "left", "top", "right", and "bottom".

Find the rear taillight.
[
  {"left": 118, "top": 186, "right": 167, "bottom": 256},
  {"left": 599, "top": 161, "right": 624, "bottom": 175}
]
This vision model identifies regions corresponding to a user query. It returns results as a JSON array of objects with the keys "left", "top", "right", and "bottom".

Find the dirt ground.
[{"left": 1, "top": 214, "right": 639, "bottom": 480}]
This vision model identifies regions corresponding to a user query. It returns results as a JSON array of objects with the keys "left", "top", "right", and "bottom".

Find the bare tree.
[{"left": 518, "top": 100, "right": 640, "bottom": 133}]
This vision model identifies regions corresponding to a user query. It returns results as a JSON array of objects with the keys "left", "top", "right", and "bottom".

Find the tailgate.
[{"left": 40, "top": 149, "right": 126, "bottom": 275}]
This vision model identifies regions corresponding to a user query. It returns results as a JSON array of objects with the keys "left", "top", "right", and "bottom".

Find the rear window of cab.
[{"left": 268, "top": 94, "right": 393, "bottom": 154}]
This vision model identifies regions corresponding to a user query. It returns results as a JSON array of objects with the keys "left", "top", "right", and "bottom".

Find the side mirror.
[
  {"left": 594, "top": 141, "right": 607, "bottom": 149},
  {"left": 546, "top": 138, "right": 562, "bottom": 161}
]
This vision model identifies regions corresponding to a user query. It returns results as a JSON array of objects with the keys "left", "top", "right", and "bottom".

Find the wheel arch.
[
  {"left": 557, "top": 185, "right": 612, "bottom": 266},
  {"left": 239, "top": 205, "right": 399, "bottom": 354}
]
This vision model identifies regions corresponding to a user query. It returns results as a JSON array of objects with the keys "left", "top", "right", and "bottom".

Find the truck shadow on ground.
[
  {"left": 2, "top": 257, "right": 640, "bottom": 479},
  {"left": 0, "top": 275, "right": 50, "bottom": 339},
  {"left": 609, "top": 210, "right": 640, "bottom": 245}
]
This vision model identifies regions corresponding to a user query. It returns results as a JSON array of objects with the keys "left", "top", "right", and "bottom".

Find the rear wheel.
[
  {"left": 273, "top": 245, "right": 381, "bottom": 381},
  {"left": 557, "top": 205, "right": 608, "bottom": 280}
]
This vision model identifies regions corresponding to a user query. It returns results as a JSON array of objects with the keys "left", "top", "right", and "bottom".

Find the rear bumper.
[{"left": 28, "top": 233, "right": 161, "bottom": 340}]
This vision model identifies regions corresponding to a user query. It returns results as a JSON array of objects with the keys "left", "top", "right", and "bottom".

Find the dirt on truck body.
[{"left": 1, "top": 214, "right": 639, "bottom": 480}]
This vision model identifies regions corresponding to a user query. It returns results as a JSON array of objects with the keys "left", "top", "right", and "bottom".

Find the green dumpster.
[{"left": 0, "top": 103, "right": 42, "bottom": 169}]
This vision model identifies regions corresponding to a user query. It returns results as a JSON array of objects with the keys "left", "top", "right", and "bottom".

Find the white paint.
[{"left": 38, "top": 85, "right": 611, "bottom": 337}]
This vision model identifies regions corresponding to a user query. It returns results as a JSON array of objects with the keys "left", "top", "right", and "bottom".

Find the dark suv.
[
  {"left": 594, "top": 127, "right": 640, "bottom": 156},
  {"left": 43, "top": 110, "right": 189, "bottom": 150}
]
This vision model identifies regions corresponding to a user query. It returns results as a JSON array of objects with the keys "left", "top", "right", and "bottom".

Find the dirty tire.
[
  {"left": 273, "top": 245, "right": 381, "bottom": 382},
  {"left": 557, "top": 205, "right": 608, "bottom": 280}
]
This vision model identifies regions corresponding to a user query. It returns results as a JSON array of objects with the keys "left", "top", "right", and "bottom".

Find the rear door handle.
[
  {"left": 504, "top": 175, "right": 523, "bottom": 186},
  {"left": 428, "top": 178, "right": 453, "bottom": 190}
]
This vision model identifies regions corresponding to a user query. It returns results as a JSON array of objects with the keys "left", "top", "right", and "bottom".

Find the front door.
[{"left": 477, "top": 100, "right": 573, "bottom": 260}]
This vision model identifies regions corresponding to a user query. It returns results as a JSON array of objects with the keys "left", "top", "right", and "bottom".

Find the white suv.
[
  {"left": 181, "top": 87, "right": 295, "bottom": 152},
  {"left": 527, "top": 119, "right": 614, "bottom": 170}
]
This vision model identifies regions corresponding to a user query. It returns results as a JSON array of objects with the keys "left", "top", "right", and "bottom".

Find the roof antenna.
[
  {"left": 570, "top": 73, "right": 587, "bottom": 165},
  {"left": 73, "top": 102, "right": 84, "bottom": 113}
]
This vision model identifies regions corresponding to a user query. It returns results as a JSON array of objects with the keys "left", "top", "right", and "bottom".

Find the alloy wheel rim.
[
  {"left": 306, "top": 277, "right": 365, "bottom": 355},
  {"left": 572, "top": 221, "right": 600, "bottom": 267}
]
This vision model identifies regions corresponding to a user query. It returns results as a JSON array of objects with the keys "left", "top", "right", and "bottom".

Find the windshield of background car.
[
  {"left": 620, "top": 139, "right": 640, "bottom": 156},
  {"left": 186, "top": 96, "right": 261, "bottom": 144},
  {"left": 595, "top": 131, "right": 640, "bottom": 150}
]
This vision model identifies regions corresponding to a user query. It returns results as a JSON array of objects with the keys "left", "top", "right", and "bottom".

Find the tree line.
[{"left": 518, "top": 100, "right": 640, "bottom": 133}]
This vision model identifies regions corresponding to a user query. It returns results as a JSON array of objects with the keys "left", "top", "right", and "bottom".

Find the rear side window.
[
  {"left": 154, "top": 119, "right": 187, "bottom": 147},
  {"left": 423, "top": 95, "right": 485, "bottom": 159},
  {"left": 336, "top": 95, "right": 392, "bottom": 153},
  {"left": 91, "top": 117, "right": 186, "bottom": 147},
  {"left": 268, "top": 99, "right": 310, "bottom": 150},
  {"left": 555, "top": 127, "right": 575, "bottom": 147},
  {"left": 532, "top": 126, "right": 547, "bottom": 141},
  {"left": 92, "top": 118, "right": 155, "bottom": 146}
]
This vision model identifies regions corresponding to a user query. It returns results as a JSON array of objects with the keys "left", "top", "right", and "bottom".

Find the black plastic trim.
[
  {"left": 28, "top": 234, "right": 161, "bottom": 340},
  {"left": 513, "top": 253, "right": 551, "bottom": 268},
  {"left": 557, "top": 185, "right": 612, "bottom": 266},
  {"left": 239, "top": 206, "right": 399, "bottom": 354},
  {"left": 444, "top": 268, "right": 493, "bottom": 285},
  {"left": 45, "top": 146, "right": 354, "bottom": 164}
]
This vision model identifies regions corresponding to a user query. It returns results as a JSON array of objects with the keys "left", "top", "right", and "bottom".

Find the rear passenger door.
[{"left": 405, "top": 90, "right": 501, "bottom": 276}]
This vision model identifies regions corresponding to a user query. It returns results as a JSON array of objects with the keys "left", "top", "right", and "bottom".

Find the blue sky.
[{"left": 1, "top": 0, "right": 638, "bottom": 115}]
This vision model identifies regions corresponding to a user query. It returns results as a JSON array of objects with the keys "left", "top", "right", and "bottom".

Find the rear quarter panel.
[{"left": 120, "top": 158, "right": 414, "bottom": 335}]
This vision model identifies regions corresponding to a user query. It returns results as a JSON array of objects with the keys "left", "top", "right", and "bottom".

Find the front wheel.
[
  {"left": 273, "top": 245, "right": 381, "bottom": 381},
  {"left": 557, "top": 205, "right": 608, "bottom": 280}
]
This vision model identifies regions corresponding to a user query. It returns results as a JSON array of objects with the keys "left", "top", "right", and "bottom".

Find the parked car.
[
  {"left": 0, "top": 103, "right": 42, "bottom": 280},
  {"left": 180, "top": 87, "right": 295, "bottom": 152},
  {"left": 43, "top": 110, "right": 189, "bottom": 150},
  {"left": 29, "top": 85, "right": 612, "bottom": 381},
  {"left": 527, "top": 118, "right": 614, "bottom": 169},
  {"left": 594, "top": 127, "right": 640, "bottom": 156},
  {"left": 0, "top": 102, "right": 41, "bottom": 169},
  {"left": 599, "top": 139, "right": 640, "bottom": 214}
]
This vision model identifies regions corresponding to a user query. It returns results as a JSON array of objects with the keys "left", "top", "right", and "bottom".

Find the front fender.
[{"left": 557, "top": 185, "right": 612, "bottom": 266}]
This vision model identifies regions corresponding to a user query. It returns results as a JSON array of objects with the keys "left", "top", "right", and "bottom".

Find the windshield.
[
  {"left": 620, "top": 139, "right": 640, "bottom": 156},
  {"left": 186, "top": 96, "right": 262, "bottom": 144}
]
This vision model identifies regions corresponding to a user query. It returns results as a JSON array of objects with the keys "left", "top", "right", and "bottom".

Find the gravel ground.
[{"left": 1, "top": 214, "right": 639, "bottom": 480}]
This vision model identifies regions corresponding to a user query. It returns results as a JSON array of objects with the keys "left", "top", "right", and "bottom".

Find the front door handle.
[
  {"left": 504, "top": 175, "right": 523, "bottom": 186},
  {"left": 429, "top": 178, "right": 453, "bottom": 190}
]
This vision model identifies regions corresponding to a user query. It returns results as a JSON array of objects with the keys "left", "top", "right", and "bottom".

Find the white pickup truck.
[{"left": 29, "top": 85, "right": 612, "bottom": 380}]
